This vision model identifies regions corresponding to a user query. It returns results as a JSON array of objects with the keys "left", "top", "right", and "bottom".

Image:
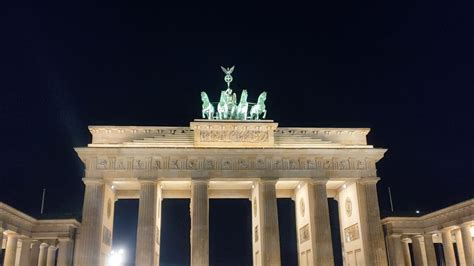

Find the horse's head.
[
  {"left": 201, "top": 91, "right": 208, "bottom": 102},
  {"left": 219, "top": 91, "right": 227, "bottom": 102},
  {"left": 259, "top": 91, "right": 267, "bottom": 102},
  {"left": 240, "top": 89, "right": 248, "bottom": 102}
]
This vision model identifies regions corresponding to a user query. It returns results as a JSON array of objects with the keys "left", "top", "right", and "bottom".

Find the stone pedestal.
[
  {"left": 4, "top": 233, "right": 18, "bottom": 266},
  {"left": 309, "top": 180, "right": 334, "bottom": 265},
  {"left": 442, "top": 228, "right": 456, "bottom": 266},
  {"left": 18, "top": 239, "right": 32, "bottom": 266},
  {"left": 460, "top": 222, "right": 473, "bottom": 266},
  {"left": 401, "top": 239, "right": 412, "bottom": 266},
  {"left": 190, "top": 179, "right": 209, "bottom": 266},
  {"left": 135, "top": 181, "right": 158, "bottom": 266},
  {"left": 423, "top": 233, "right": 438, "bottom": 266},
  {"left": 387, "top": 234, "right": 404, "bottom": 266},
  {"left": 57, "top": 239, "right": 73, "bottom": 266},
  {"left": 46, "top": 246, "right": 57, "bottom": 266},
  {"left": 412, "top": 235, "right": 427, "bottom": 266},
  {"left": 38, "top": 243, "right": 49, "bottom": 266},
  {"left": 77, "top": 180, "right": 105, "bottom": 266},
  {"left": 356, "top": 178, "right": 388, "bottom": 266}
]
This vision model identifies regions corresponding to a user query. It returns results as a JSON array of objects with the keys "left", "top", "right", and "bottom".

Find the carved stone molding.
[
  {"left": 190, "top": 121, "right": 278, "bottom": 147},
  {"left": 90, "top": 156, "right": 376, "bottom": 171}
]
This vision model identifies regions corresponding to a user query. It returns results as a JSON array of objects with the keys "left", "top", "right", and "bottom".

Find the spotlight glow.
[
  {"left": 415, "top": 210, "right": 420, "bottom": 214},
  {"left": 107, "top": 249, "right": 125, "bottom": 266}
]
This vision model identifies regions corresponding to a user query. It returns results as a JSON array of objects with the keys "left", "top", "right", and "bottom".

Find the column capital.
[
  {"left": 82, "top": 178, "right": 104, "bottom": 185},
  {"left": 461, "top": 221, "right": 473, "bottom": 228},
  {"left": 388, "top": 233, "right": 403, "bottom": 238},
  {"left": 259, "top": 177, "right": 278, "bottom": 183},
  {"left": 57, "top": 238, "right": 72, "bottom": 243},
  {"left": 309, "top": 177, "right": 329, "bottom": 184},
  {"left": 40, "top": 242, "right": 49, "bottom": 248},
  {"left": 411, "top": 234, "right": 424, "bottom": 240},
  {"left": 137, "top": 178, "right": 157, "bottom": 184},
  {"left": 357, "top": 176, "right": 380, "bottom": 184},
  {"left": 441, "top": 226, "right": 454, "bottom": 233},
  {"left": 191, "top": 177, "right": 210, "bottom": 183}
]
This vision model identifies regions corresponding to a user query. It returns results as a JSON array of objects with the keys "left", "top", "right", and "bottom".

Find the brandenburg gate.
[{"left": 74, "top": 67, "right": 389, "bottom": 265}]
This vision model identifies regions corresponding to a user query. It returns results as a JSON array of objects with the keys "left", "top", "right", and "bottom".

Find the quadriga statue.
[
  {"left": 200, "top": 91, "right": 215, "bottom": 119},
  {"left": 249, "top": 91, "right": 267, "bottom": 120}
]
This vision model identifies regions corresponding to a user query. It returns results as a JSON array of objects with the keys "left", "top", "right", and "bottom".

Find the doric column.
[
  {"left": 401, "top": 238, "right": 412, "bottom": 266},
  {"left": 252, "top": 179, "right": 281, "bottom": 266},
  {"left": 0, "top": 228, "right": 3, "bottom": 259},
  {"left": 18, "top": 238, "right": 32, "bottom": 266},
  {"left": 412, "top": 235, "right": 427, "bottom": 266},
  {"left": 29, "top": 241, "right": 40, "bottom": 266},
  {"left": 356, "top": 178, "right": 388, "bottom": 266},
  {"left": 135, "top": 180, "right": 158, "bottom": 266},
  {"left": 423, "top": 233, "right": 438, "bottom": 266},
  {"left": 3, "top": 233, "right": 18, "bottom": 266},
  {"left": 310, "top": 179, "right": 334, "bottom": 265},
  {"left": 460, "top": 222, "right": 473, "bottom": 266},
  {"left": 38, "top": 243, "right": 49, "bottom": 266},
  {"left": 46, "top": 246, "right": 57, "bottom": 266},
  {"left": 190, "top": 179, "right": 209, "bottom": 266},
  {"left": 441, "top": 228, "right": 456, "bottom": 266},
  {"left": 77, "top": 179, "right": 105, "bottom": 266},
  {"left": 57, "top": 239, "right": 74, "bottom": 266},
  {"left": 454, "top": 229, "right": 466, "bottom": 265},
  {"left": 386, "top": 234, "right": 404, "bottom": 266}
]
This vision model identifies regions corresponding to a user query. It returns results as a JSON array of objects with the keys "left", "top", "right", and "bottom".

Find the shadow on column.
[
  {"left": 434, "top": 243, "right": 445, "bottom": 266},
  {"left": 160, "top": 199, "right": 191, "bottom": 266},
  {"left": 328, "top": 198, "right": 343, "bottom": 266},
  {"left": 210, "top": 199, "right": 252, "bottom": 266},
  {"left": 277, "top": 198, "right": 298, "bottom": 266},
  {"left": 113, "top": 199, "right": 139, "bottom": 266}
]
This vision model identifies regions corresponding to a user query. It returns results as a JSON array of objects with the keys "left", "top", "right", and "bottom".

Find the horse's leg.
[{"left": 263, "top": 110, "right": 267, "bottom": 119}]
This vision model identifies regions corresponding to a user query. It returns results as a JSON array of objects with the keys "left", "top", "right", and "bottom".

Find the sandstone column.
[
  {"left": 135, "top": 180, "right": 158, "bottom": 266},
  {"left": 190, "top": 179, "right": 209, "bottom": 266},
  {"left": 3, "top": 233, "right": 18, "bottom": 266},
  {"left": 441, "top": 228, "right": 456, "bottom": 266},
  {"left": 252, "top": 179, "right": 281, "bottom": 266},
  {"left": 401, "top": 238, "right": 412, "bottom": 266},
  {"left": 38, "top": 243, "right": 49, "bottom": 266},
  {"left": 423, "top": 233, "right": 438, "bottom": 266},
  {"left": 18, "top": 238, "right": 32, "bottom": 266},
  {"left": 0, "top": 228, "right": 3, "bottom": 259},
  {"left": 29, "top": 241, "right": 40, "bottom": 266},
  {"left": 309, "top": 179, "right": 334, "bottom": 265},
  {"left": 454, "top": 229, "right": 466, "bottom": 265},
  {"left": 387, "top": 234, "right": 404, "bottom": 266},
  {"left": 356, "top": 177, "right": 388, "bottom": 266},
  {"left": 57, "top": 239, "right": 74, "bottom": 266},
  {"left": 77, "top": 179, "right": 105, "bottom": 266},
  {"left": 460, "top": 222, "right": 473, "bottom": 266},
  {"left": 412, "top": 235, "right": 427, "bottom": 266},
  {"left": 46, "top": 246, "right": 57, "bottom": 266}
]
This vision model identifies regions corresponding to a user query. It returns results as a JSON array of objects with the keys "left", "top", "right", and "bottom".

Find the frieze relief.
[
  {"left": 200, "top": 129, "right": 269, "bottom": 143},
  {"left": 91, "top": 156, "right": 375, "bottom": 171}
]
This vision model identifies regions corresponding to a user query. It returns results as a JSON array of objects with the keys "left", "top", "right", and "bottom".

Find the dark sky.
[{"left": 1, "top": 1, "right": 472, "bottom": 265}]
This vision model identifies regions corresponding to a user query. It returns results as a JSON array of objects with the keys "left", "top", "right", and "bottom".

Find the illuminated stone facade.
[
  {"left": 382, "top": 199, "right": 474, "bottom": 266},
  {"left": 0, "top": 202, "right": 79, "bottom": 266},
  {"left": 74, "top": 119, "right": 389, "bottom": 266}
]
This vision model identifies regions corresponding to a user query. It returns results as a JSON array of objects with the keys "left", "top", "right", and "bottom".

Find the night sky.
[{"left": 1, "top": 2, "right": 472, "bottom": 265}]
